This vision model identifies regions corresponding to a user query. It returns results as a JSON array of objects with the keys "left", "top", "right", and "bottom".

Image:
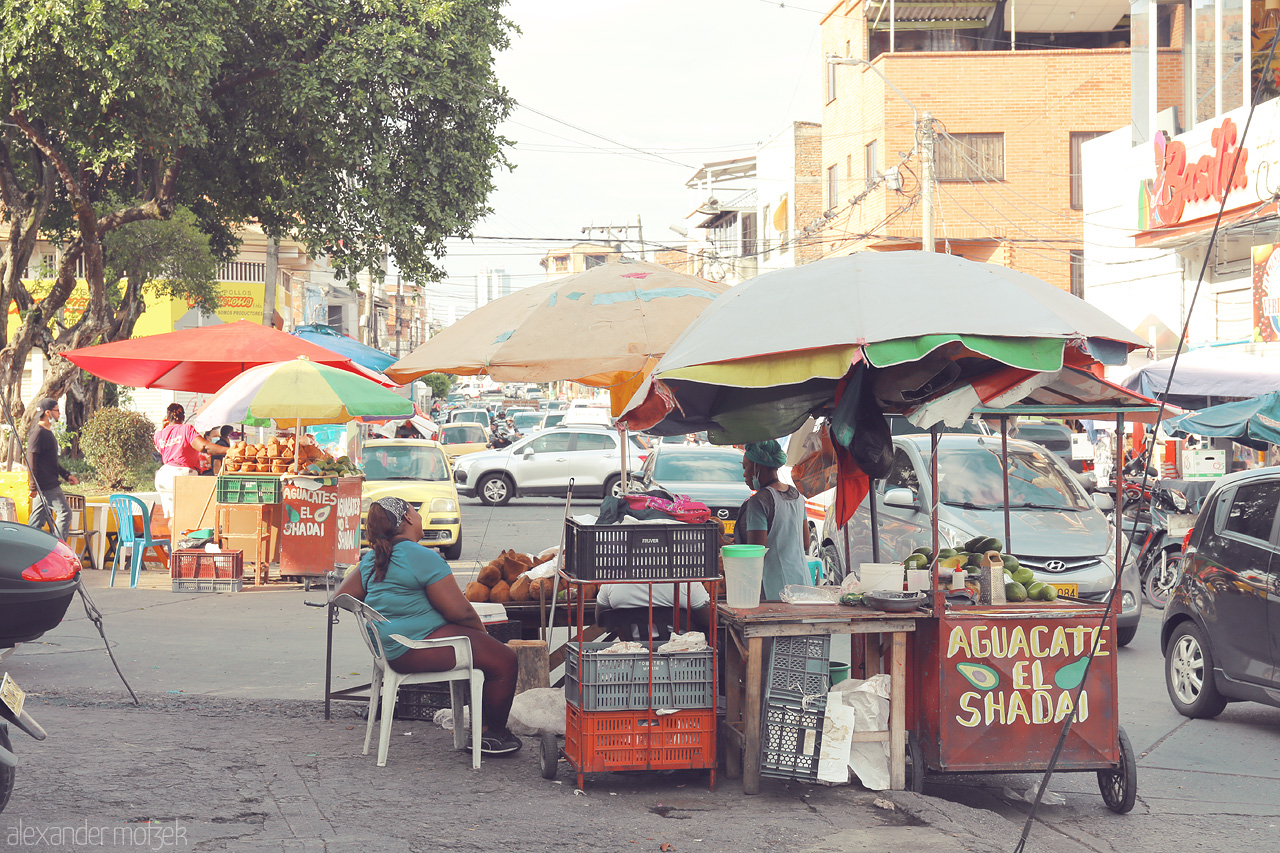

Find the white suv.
[{"left": 452, "top": 426, "right": 647, "bottom": 506}]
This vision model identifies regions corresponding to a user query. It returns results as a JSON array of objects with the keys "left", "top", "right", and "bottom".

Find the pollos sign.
[{"left": 1144, "top": 118, "right": 1249, "bottom": 228}]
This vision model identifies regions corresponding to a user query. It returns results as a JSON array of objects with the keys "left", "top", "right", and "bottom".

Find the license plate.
[
  {"left": 722, "top": 520, "right": 736, "bottom": 534},
  {"left": 1167, "top": 514, "right": 1196, "bottom": 537},
  {"left": 0, "top": 672, "right": 25, "bottom": 717},
  {"left": 1051, "top": 583, "right": 1078, "bottom": 598}
]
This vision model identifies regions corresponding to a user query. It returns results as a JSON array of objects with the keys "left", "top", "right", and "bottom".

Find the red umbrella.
[{"left": 63, "top": 320, "right": 396, "bottom": 393}]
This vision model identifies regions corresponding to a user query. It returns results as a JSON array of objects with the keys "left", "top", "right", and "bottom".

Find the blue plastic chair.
[{"left": 108, "top": 494, "right": 170, "bottom": 588}]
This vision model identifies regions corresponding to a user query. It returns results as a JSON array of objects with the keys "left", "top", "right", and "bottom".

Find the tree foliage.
[
  {"left": 420, "top": 373, "right": 454, "bottom": 401},
  {"left": 78, "top": 406, "right": 156, "bottom": 490},
  {"left": 0, "top": 0, "right": 514, "bottom": 436}
]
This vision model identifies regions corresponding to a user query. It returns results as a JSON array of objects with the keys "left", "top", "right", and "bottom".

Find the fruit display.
[
  {"left": 221, "top": 435, "right": 359, "bottom": 476},
  {"left": 463, "top": 549, "right": 582, "bottom": 603},
  {"left": 905, "top": 535, "right": 1059, "bottom": 604}
]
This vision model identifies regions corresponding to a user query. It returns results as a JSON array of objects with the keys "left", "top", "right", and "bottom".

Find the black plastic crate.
[
  {"left": 394, "top": 684, "right": 464, "bottom": 720},
  {"left": 562, "top": 518, "right": 718, "bottom": 582},
  {"left": 765, "top": 635, "right": 831, "bottom": 706},
  {"left": 760, "top": 696, "right": 827, "bottom": 782}
]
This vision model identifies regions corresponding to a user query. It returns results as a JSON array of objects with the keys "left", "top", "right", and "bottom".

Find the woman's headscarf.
[
  {"left": 373, "top": 496, "right": 412, "bottom": 530},
  {"left": 744, "top": 440, "right": 786, "bottom": 469}
]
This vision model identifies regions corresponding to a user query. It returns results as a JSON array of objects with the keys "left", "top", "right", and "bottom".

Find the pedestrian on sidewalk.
[{"left": 26, "top": 397, "right": 78, "bottom": 541}]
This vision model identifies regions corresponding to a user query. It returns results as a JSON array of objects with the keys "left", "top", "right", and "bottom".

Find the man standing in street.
[{"left": 26, "top": 397, "right": 78, "bottom": 541}]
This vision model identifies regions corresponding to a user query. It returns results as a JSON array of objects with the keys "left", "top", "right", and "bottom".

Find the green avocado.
[
  {"left": 1002, "top": 554, "right": 1020, "bottom": 572},
  {"left": 980, "top": 537, "right": 1004, "bottom": 553},
  {"left": 966, "top": 552, "right": 987, "bottom": 569},
  {"left": 963, "top": 536, "right": 987, "bottom": 553},
  {"left": 1027, "top": 581, "right": 1048, "bottom": 600},
  {"left": 904, "top": 554, "right": 928, "bottom": 570},
  {"left": 1005, "top": 581, "right": 1028, "bottom": 602},
  {"left": 1041, "top": 585, "right": 1058, "bottom": 602},
  {"left": 937, "top": 548, "right": 958, "bottom": 560},
  {"left": 1011, "top": 567, "right": 1036, "bottom": 586},
  {"left": 956, "top": 662, "right": 1000, "bottom": 691},
  {"left": 911, "top": 547, "right": 935, "bottom": 562}
]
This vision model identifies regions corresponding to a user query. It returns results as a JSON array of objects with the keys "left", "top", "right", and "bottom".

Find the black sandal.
[{"left": 466, "top": 729, "right": 523, "bottom": 756}]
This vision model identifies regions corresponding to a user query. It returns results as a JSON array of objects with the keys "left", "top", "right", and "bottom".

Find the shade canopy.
[
  {"left": 292, "top": 324, "right": 398, "bottom": 373},
  {"left": 190, "top": 357, "right": 413, "bottom": 430},
  {"left": 64, "top": 320, "right": 387, "bottom": 393},
  {"left": 1164, "top": 391, "right": 1280, "bottom": 450},
  {"left": 386, "top": 260, "right": 730, "bottom": 412},
  {"left": 1121, "top": 349, "right": 1280, "bottom": 405}
]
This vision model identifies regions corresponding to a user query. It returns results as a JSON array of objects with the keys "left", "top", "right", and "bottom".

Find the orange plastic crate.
[
  {"left": 169, "top": 549, "right": 244, "bottom": 580},
  {"left": 565, "top": 705, "right": 716, "bottom": 774}
]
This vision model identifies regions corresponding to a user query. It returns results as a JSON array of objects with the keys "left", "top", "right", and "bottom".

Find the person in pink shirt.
[{"left": 153, "top": 403, "right": 227, "bottom": 516}]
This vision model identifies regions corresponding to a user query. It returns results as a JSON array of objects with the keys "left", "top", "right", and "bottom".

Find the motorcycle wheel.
[
  {"left": 1143, "top": 549, "right": 1183, "bottom": 610},
  {"left": 0, "top": 724, "right": 13, "bottom": 815}
]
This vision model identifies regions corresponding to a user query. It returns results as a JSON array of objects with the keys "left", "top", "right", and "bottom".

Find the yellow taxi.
[
  {"left": 360, "top": 438, "right": 463, "bottom": 560},
  {"left": 438, "top": 422, "right": 490, "bottom": 461}
]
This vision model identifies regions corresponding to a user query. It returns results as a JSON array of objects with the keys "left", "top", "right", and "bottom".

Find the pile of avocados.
[{"left": 911, "top": 535, "right": 1058, "bottom": 604}]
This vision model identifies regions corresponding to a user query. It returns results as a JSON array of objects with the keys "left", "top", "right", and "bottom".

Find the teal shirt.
[
  {"left": 360, "top": 541, "right": 454, "bottom": 660},
  {"left": 739, "top": 485, "right": 810, "bottom": 600}
]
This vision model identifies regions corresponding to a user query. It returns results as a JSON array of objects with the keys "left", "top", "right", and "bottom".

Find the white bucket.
[
  {"left": 857, "top": 562, "right": 904, "bottom": 594},
  {"left": 722, "top": 545, "right": 767, "bottom": 608}
]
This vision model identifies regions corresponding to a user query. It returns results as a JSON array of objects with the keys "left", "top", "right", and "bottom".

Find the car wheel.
[
  {"left": 806, "top": 523, "right": 820, "bottom": 559},
  {"left": 604, "top": 475, "right": 623, "bottom": 499},
  {"left": 1143, "top": 548, "right": 1182, "bottom": 610},
  {"left": 0, "top": 724, "right": 13, "bottom": 815},
  {"left": 819, "top": 543, "right": 844, "bottom": 585},
  {"left": 1116, "top": 625, "right": 1137, "bottom": 647},
  {"left": 1165, "top": 622, "right": 1227, "bottom": 719},
  {"left": 477, "top": 474, "right": 513, "bottom": 507},
  {"left": 441, "top": 530, "right": 463, "bottom": 561}
]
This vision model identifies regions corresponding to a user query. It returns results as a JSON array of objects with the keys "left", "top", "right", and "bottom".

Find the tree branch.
[
  {"left": 10, "top": 109, "right": 83, "bottom": 204},
  {"left": 210, "top": 67, "right": 278, "bottom": 99}
]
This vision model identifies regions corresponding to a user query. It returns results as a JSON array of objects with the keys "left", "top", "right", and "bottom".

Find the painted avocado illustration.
[
  {"left": 956, "top": 662, "right": 1000, "bottom": 691},
  {"left": 1054, "top": 656, "right": 1089, "bottom": 690},
  {"left": 314, "top": 505, "right": 332, "bottom": 523},
  {"left": 286, "top": 505, "right": 301, "bottom": 525}
]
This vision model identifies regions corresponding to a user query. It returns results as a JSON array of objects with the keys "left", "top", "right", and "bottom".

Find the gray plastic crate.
[
  {"left": 172, "top": 577, "right": 243, "bottom": 593},
  {"left": 765, "top": 635, "right": 831, "bottom": 705},
  {"left": 760, "top": 696, "right": 826, "bottom": 782},
  {"left": 564, "top": 641, "right": 714, "bottom": 711}
]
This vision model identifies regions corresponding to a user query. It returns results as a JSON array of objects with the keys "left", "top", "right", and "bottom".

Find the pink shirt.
[{"left": 154, "top": 423, "right": 201, "bottom": 469}]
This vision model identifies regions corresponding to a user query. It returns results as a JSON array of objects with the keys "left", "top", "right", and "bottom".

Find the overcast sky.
[{"left": 427, "top": 0, "right": 824, "bottom": 319}]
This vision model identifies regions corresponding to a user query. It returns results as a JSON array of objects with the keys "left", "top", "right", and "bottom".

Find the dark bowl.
[{"left": 865, "top": 590, "right": 928, "bottom": 613}]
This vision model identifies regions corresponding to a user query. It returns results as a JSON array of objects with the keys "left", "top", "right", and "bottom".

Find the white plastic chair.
[{"left": 332, "top": 593, "right": 483, "bottom": 768}]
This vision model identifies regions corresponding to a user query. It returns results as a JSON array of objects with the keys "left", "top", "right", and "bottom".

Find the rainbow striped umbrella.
[{"left": 190, "top": 357, "right": 413, "bottom": 430}]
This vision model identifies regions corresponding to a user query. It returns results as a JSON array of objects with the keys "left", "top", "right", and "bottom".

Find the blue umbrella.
[
  {"left": 292, "top": 324, "right": 397, "bottom": 373},
  {"left": 1164, "top": 391, "right": 1280, "bottom": 451}
]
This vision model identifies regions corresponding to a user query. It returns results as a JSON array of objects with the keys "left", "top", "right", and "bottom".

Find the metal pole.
[
  {"left": 637, "top": 214, "right": 646, "bottom": 261},
  {"left": 1115, "top": 414, "right": 1125, "bottom": 600},
  {"left": 921, "top": 112, "right": 935, "bottom": 252},
  {"left": 1001, "top": 415, "right": 1012, "bottom": 552},
  {"left": 868, "top": 478, "right": 881, "bottom": 562},
  {"left": 930, "top": 426, "right": 942, "bottom": 613}
]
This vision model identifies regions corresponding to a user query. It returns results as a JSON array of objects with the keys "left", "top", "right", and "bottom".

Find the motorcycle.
[
  {"left": 0, "top": 521, "right": 82, "bottom": 814},
  {"left": 486, "top": 423, "right": 521, "bottom": 450},
  {"left": 1121, "top": 482, "right": 1194, "bottom": 609}
]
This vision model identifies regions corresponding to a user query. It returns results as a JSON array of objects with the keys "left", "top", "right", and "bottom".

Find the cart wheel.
[
  {"left": 906, "top": 731, "right": 925, "bottom": 794},
  {"left": 1098, "top": 725, "right": 1137, "bottom": 814},
  {"left": 539, "top": 730, "right": 559, "bottom": 780},
  {"left": 303, "top": 577, "right": 313, "bottom": 592}
]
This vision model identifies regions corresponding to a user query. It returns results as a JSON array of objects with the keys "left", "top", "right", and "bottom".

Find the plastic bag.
[
  {"left": 657, "top": 631, "right": 707, "bottom": 653},
  {"left": 779, "top": 585, "right": 842, "bottom": 605},
  {"left": 831, "top": 674, "right": 892, "bottom": 790},
  {"left": 507, "top": 688, "right": 567, "bottom": 736}
]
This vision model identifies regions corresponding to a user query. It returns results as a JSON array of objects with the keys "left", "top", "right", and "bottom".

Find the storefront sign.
[
  {"left": 945, "top": 620, "right": 1110, "bottom": 729},
  {"left": 1143, "top": 118, "right": 1249, "bottom": 229},
  {"left": 280, "top": 477, "right": 362, "bottom": 575},
  {"left": 1252, "top": 243, "right": 1280, "bottom": 342}
]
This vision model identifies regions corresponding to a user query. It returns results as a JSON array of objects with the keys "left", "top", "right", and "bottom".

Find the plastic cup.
[{"left": 721, "top": 544, "right": 767, "bottom": 608}]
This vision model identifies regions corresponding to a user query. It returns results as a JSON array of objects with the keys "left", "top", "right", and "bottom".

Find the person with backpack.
[{"left": 733, "top": 440, "right": 809, "bottom": 600}]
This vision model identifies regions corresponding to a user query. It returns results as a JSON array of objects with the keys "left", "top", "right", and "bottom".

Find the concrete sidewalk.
[{"left": 1, "top": 570, "right": 1088, "bottom": 853}]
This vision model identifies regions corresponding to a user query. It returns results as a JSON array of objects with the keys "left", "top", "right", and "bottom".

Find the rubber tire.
[
  {"left": 1143, "top": 549, "right": 1182, "bottom": 610},
  {"left": 604, "top": 476, "right": 623, "bottom": 499},
  {"left": 806, "top": 523, "right": 820, "bottom": 559},
  {"left": 906, "top": 730, "right": 925, "bottom": 793},
  {"left": 1116, "top": 625, "right": 1138, "bottom": 647},
  {"left": 819, "top": 543, "right": 844, "bottom": 585},
  {"left": 477, "top": 474, "right": 514, "bottom": 507},
  {"left": 539, "top": 731, "right": 558, "bottom": 780},
  {"left": 1165, "top": 622, "right": 1228, "bottom": 719},
  {"left": 0, "top": 724, "right": 13, "bottom": 816},
  {"left": 441, "top": 530, "right": 463, "bottom": 562},
  {"left": 1098, "top": 725, "right": 1137, "bottom": 814}
]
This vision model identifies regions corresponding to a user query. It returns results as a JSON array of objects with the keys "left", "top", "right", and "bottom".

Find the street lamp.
[{"left": 826, "top": 55, "right": 935, "bottom": 252}]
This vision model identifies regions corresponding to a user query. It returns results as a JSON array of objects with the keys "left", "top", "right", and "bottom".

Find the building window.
[
  {"left": 1070, "top": 131, "right": 1106, "bottom": 210},
  {"left": 826, "top": 60, "right": 837, "bottom": 103},
  {"left": 585, "top": 254, "right": 608, "bottom": 269},
  {"left": 935, "top": 133, "right": 1004, "bottom": 181},
  {"left": 762, "top": 204, "right": 772, "bottom": 260},
  {"left": 1069, "top": 250, "right": 1085, "bottom": 299},
  {"left": 828, "top": 164, "right": 839, "bottom": 210},
  {"left": 741, "top": 212, "right": 757, "bottom": 259},
  {"left": 554, "top": 256, "right": 568, "bottom": 272},
  {"left": 865, "top": 139, "right": 880, "bottom": 190}
]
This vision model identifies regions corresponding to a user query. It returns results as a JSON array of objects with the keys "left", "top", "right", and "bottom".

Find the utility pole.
[
  {"left": 921, "top": 112, "right": 935, "bottom": 253},
  {"left": 581, "top": 215, "right": 646, "bottom": 260}
]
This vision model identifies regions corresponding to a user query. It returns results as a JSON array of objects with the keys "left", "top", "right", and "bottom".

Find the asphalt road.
[{"left": 458, "top": 496, "right": 1280, "bottom": 851}]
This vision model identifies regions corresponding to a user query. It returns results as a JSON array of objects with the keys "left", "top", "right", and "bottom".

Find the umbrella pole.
[
  {"left": 296, "top": 417, "right": 302, "bottom": 473},
  {"left": 620, "top": 426, "right": 629, "bottom": 494},
  {"left": 868, "top": 478, "right": 881, "bottom": 562}
]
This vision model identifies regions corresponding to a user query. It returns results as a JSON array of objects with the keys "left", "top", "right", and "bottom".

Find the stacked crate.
[
  {"left": 760, "top": 635, "right": 831, "bottom": 781},
  {"left": 169, "top": 549, "right": 244, "bottom": 593}
]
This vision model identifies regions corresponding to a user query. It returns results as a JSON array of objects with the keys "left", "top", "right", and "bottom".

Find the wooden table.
[{"left": 717, "top": 602, "right": 926, "bottom": 794}]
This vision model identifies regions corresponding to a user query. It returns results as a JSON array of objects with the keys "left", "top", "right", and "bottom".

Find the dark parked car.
[
  {"left": 1162, "top": 466, "right": 1280, "bottom": 718},
  {"left": 636, "top": 445, "right": 750, "bottom": 534}
]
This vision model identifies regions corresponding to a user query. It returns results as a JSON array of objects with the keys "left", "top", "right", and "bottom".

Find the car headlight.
[
  {"left": 430, "top": 498, "right": 458, "bottom": 513},
  {"left": 1170, "top": 489, "right": 1188, "bottom": 512},
  {"left": 936, "top": 520, "right": 967, "bottom": 550}
]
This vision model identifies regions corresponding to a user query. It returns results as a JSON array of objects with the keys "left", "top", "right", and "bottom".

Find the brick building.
[{"left": 817, "top": 1, "right": 1134, "bottom": 292}]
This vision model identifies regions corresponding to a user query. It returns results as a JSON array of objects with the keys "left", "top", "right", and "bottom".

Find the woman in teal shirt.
[
  {"left": 733, "top": 440, "right": 811, "bottom": 600},
  {"left": 334, "top": 497, "right": 521, "bottom": 755}
]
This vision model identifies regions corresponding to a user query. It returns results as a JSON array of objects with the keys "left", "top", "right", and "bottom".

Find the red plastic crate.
[
  {"left": 565, "top": 705, "right": 716, "bottom": 774},
  {"left": 169, "top": 549, "right": 244, "bottom": 580}
]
